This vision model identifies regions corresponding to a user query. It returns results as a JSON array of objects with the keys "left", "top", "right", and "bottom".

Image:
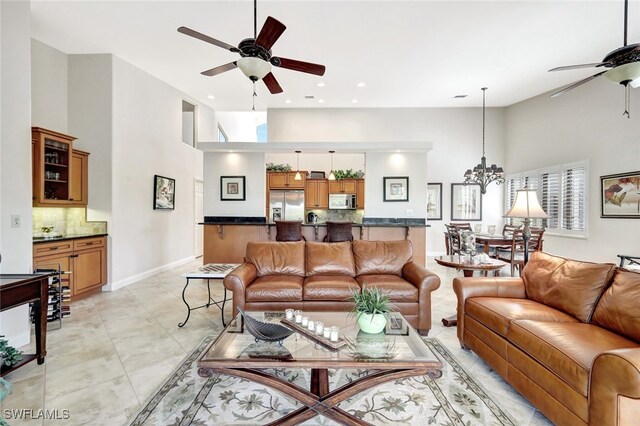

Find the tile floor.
[{"left": 1, "top": 258, "right": 553, "bottom": 425}]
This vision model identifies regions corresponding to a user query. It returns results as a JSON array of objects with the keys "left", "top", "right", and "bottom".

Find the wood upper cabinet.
[
  {"left": 356, "top": 179, "right": 365, "bottom": 209},
  {"left": 33, "top": 236, "right": 107, "bottom": 298},
  {"left": 32, "top": 127, "right": 90, "bottom": 207},
  {"left": 305, "top": 179, "right": 329, "bottom": 209},
  {"left": 268, "top": 172, "right": 306, "bottom": 189},
  {"left": 32, "top": 127, "right": 76, "bottom": 206},
  {"left": 69, "top": 150, "right": 89, "bottom": 206},
  {"left": 329, "top": 179, "right": 357, "bottom": 194}
]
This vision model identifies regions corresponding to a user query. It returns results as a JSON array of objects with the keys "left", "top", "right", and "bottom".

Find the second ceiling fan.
[{"left": 178, "top": 0, "right": 325, "bottom": 94}]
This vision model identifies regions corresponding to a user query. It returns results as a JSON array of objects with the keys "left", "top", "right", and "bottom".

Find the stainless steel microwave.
[{"left": 328, "top": 193, "right": 357, "bottom": 209}]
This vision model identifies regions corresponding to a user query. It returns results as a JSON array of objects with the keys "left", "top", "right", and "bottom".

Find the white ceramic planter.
[{"left": 357, "top": 313, "right": 387, "bottom": 334}]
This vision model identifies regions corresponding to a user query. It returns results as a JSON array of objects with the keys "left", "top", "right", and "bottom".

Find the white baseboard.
[
  {"left": 427, "top": 251, "right": 447, "bottom": 257},
  {"left": 104, "top": 256, "right": 195, "bottom": 291}
]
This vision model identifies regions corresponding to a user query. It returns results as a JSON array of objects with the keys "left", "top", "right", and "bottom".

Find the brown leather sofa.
[
  {"left": 224, "top": 239, "right": 440, "bottom": 335},
  {"left": 454, "top": 251, "right": 640, "bottom": 426}
]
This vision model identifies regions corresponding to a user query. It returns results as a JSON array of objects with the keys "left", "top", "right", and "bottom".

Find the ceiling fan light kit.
[{"left": 237, "top": 57, "right": 272, "bottom": 81}]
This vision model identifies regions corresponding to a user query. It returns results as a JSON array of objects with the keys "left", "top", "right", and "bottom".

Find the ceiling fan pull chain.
[
  {"left": 252, "top": 82, "right": 257, "bottom": 111},
  {"left": 623, "top": 84, "right": 631, "bottom": 118}
]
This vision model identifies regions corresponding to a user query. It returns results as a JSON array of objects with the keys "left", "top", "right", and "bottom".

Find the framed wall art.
[
  {"left": 600, "top": 171, "right": 640, "bottom": 218},
  {"left": 451, "top": 183, "right": 482, "bottom": 221},
  {"left": 426, "top": 183, "right": 442, "bottom": 220},
  {"left": 154, "top": 175, "right": 175, "bottom": 210},
  {"left": 383, "top": 176, "right": 409, "bottom": 202},
  {"left": 220, "top": 176, "right": 246, "bottom": 201}
]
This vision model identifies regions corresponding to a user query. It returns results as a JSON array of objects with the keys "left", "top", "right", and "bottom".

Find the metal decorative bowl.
[{"left": 237, "top": 308, "right": 294, "bottom": 344}]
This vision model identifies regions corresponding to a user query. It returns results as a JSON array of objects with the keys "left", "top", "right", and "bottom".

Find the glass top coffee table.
[{"left": 198, "top": 311, "right": 442, "bottom": 426}]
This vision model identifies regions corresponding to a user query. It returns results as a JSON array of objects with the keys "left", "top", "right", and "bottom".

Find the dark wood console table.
[{"left": 0, "top": 274, "right": 49, "bottom": 376}]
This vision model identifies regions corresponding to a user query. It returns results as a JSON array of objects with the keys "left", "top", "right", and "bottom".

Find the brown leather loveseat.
[
  {"left": 224, "top": 239, "right": 440, "bottom": 335},
  {"left": 454, "top": 251, "right": 640, "bottom": 426}
]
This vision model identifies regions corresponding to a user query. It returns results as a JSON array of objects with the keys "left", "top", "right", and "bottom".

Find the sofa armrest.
[
  {"left": 589, "top": 348, "right": 640, "bottom": 426},
  {"left": 402, "top": 262, "right": 441, "bottom": 334},
  {"left": 453, "top": 277, "right": 526, "bottom": 346},
  {"left": 223, "top": 263, "right": 258, "bottom": 317}
]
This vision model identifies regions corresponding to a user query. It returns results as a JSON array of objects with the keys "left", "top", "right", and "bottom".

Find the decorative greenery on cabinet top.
[
  {"left": 333, "top": 169, "right": 364, "bottom": 180},
  {"left": 266, "top": 163, "right": 293, "bottom": 172}
]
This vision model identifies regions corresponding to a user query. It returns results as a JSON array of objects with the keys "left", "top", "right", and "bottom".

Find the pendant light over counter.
[
  {"left": 328, "top": 150, "right": 336, "bottom": 180},
  {"left": 294, "top": 150, "right": 302, "bottom": 180}
]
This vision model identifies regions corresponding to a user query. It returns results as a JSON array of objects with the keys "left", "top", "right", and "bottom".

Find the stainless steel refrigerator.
[{"left": 269, "top": 190, "right": 305, "bottom": 222}]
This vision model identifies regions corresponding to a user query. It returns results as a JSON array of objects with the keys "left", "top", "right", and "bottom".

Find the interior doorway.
[{"left": 194, "top": 178, "right": 204, "bottom": 258}]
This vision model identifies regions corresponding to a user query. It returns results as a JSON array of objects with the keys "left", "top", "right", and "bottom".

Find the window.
[
  {"left": 218, "top": 124, "right": 228, "bottom": 142},
  {"left": 182, "top": 100, "right": 196, "bottom": 147},
  {"left": 505, "top": 161, "right": 588, "bottom": 237}
]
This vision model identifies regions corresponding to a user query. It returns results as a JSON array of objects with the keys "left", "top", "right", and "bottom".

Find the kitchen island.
[{"left": 202, "top": 217, "right": 428, "bottom": 266}]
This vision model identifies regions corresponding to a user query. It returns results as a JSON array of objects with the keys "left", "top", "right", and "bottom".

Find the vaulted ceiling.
[{"left": 30, "top": 1, "right": 640, "bottom": 111}]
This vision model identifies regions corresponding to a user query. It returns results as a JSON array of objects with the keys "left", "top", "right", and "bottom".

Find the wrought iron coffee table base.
[
  {"left": 198, "top": 366, "right": 442, "bottom": 426},
  {"left": 178, "top": 278, "right": 229, "bottom": 327}
]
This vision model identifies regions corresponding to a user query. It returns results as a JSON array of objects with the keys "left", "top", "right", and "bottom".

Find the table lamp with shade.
[{"left": 503, "top": 187, "right": 549, "bottom": 264}]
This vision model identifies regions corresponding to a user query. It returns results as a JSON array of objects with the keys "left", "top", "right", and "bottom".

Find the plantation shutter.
[{"left": 562, "top": 166, "right": 586, "bottom": 232}]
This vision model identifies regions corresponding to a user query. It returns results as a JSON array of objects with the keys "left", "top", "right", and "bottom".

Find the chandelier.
[{"left": 463, "top": 87, "right": 505, "bottom": 194}]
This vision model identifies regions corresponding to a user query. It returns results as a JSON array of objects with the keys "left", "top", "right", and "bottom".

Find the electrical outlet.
[
  {"left": 405, "top": 209, "right": 414, "bottom": 217},
  {"left": 11, "top": 215, "right": 21, "bottom": 228}
]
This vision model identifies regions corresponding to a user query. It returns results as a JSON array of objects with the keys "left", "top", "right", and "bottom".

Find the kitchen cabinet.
[
  {"left": 329, "top": 179, "right": 357, "bottom": 194},
  {"left": 305, "top": 179, "right": 329, "bottom": 209},
  {"left": 32, "top": 127, "right": 76, "bottom": 206},
  {"left": 268, "top": 172, "right": 306, "bottom": 189},
  {"left": 32, "top": 127, "right": 90, "bottom": 207},
  {"left": 356, "top": 179, "right": 365, "bottom": 209},
  {"left": 33, "top": 236, "right": 107, "bottom": 298},
  {"left": 69, "top": 149, "right": 89, "bottom": 206}
]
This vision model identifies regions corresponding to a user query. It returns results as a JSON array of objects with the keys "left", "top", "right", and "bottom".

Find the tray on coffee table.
[{"left": 280, "top": 318, "right": 348, "bottom": 350}]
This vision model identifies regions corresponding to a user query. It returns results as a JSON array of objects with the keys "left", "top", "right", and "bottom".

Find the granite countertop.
[
  {"left": 32, "top": 233, "right": 108, "bottom": 243},
  {"left": 201, "top": 221, "right": 429, "bottom": 227}
]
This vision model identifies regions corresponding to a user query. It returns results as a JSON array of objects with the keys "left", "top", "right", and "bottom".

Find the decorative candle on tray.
[
  {"left": 294, "top": 310, "right": 303, "bottom": 323},
  {"left": 301, "top": 316, "right": 309, "bottom": 327},
  {"left": 315, "top": 321, "right": 324, "bottom": 335},
  {"left": 330, "top": 326, "right": 339, "bottom": 342},
  {"left": 285, "top": 309, "right": 294, "bottom": 320},
  {"left": 307, "top": 320, "right": 315, "bottom": 331},
  {"left": 323, "top": 327, "right": 331, "bottom": 339}
]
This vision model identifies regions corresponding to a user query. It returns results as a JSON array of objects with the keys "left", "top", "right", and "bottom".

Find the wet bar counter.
[{"left": 202, "top": 218, "right": 428, "bottom": 266}]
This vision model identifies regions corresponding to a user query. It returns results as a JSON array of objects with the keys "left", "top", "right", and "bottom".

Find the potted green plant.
[
  {"left": 351, "top": 286, "right": 392, "bottom": 334},
  {"left": 0, "top": 337, "right": 23, "bottom": 368}
]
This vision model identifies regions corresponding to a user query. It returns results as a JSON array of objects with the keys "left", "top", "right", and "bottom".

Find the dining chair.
[
  {"left": 445, "top": 222, "right": 474, "bottom": 255},
  {"left": 496, "top": 228, "right": 545, "bottom": 276},
  {"left": 617, "top": 254, "right": 640, "bottom": 271}
]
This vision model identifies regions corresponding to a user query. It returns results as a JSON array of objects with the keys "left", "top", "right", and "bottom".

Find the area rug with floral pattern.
[{"left": 129, "top": 336, "right": 516, "bottom": 426}]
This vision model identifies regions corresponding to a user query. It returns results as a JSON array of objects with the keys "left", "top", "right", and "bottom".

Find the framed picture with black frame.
[
  {"left": 383, "top": 176, "right": 409, "bottom": 202},
  {"left": 600, "top": 170, "right": 640, "bottom": 218},
  {"left": 153, "top": 175, "right": 175, "bottom": 210},
  {"left": 451, "top": 183, "right": 482, "bottom": 221},
  {"left": 220, "top": 176, "right": 246, "bottom": 201},
  {"left": 426, "top": 183, "right": 442, "bottom": 220}
]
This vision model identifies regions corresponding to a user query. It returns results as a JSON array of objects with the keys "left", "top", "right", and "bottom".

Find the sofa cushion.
[
  {"left": 245, "top": 276, "right": 303, "bottom": 302},
  {"left": 352, "top": 240, "right": 413, "bottom": 276},
  {"left": 245, "top": 241, "right": 305, "bottom": 277},
  {"left": 465, "top": 297, "right": 579, "bottom": 338},
  {"left": 521, "top": 251, "right": 617, "bottom": 323},
  {"left": 305, "top": 241, "right": 355, "bottom": 277},
  {"left": 508, "top": 320, "right": 639, "bottom": 397},
  {"left": 355, "top": 274, "right": 418, "bottom": 302},
  {"left": 303, "top": 275, "right": 359, "bottom": 301},
  {"left": 592, "top": 269, "right": 640, "bottom": 343}
]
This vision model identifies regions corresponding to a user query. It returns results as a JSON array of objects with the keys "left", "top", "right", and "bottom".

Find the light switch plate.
[{"left": 11, "top": 214, "right": 21, "bottom": 228}]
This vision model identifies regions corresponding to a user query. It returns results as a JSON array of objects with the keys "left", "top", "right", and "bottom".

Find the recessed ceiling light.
[
  {"left": 352, "top": 99, "right": 358, "bottom": 103},
  {"left": 207, "top": 95, "right": 216, "bottom": 99},
  {"left": 453, "top": 95, "right": 467, "bottom": 99},
  {"left": 285, "top": 99, "right": 292, "bottom": 104},
  {"left": 318, "top": 99, "right": 325, "bottom": 104},
  {"left": 357, "top": 82, "right": 366, "bottom": 88},
  {"left": 316, "top": 82, "right": 325, "bottom": 87}
]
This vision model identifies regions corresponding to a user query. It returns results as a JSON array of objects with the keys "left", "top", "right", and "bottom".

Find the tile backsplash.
[
  {"left": 306, "top": 209, "right": 364, "bottom": 224},
  {"left": 32, "top": 208, "right": 107, "bottom": 236}
]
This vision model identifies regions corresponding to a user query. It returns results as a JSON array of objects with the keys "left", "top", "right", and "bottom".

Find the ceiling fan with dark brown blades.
[
  {"left": 549, "top": 0, "right": 640, "bottom": 109},
  {"left": 178, "top": 0, "right": 325, "bottom": 95}
]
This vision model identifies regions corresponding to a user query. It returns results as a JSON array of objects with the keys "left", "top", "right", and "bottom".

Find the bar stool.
[
  {"left": 275, "top": 221, "right": 305, "bottom": 241},
  {"left": 323, "top": 221, "right": 354, "bottom": 242}
]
